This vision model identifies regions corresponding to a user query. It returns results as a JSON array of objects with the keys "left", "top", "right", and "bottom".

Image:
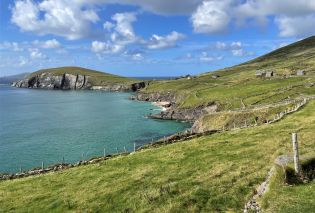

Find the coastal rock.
[
  {"left": 131, "top": 82, "right": 147, "bottom": 91},
  {"left": 134, "top": 91, "right": 218, "bottom": 126}
]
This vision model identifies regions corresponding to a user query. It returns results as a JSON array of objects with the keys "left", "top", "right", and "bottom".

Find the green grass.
[
  {"left": 193, "top": 101, "right": 297, "bottom": 132},
  {"left": 141, "top": 36, "right": 315, "bottom": 110},
  {"left": 1, "top": 100, "right": 315, "bottom": 212},
  {"left": 30, "top": 66, "right": 139, "bottom": 86}
]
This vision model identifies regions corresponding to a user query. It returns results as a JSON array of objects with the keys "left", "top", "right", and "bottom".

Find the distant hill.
[
  {"left": 0, "top": 72, "right": 30, "bottom": 84},
  {"left": 12, "top": 66, "right": 145, "bottom": 91}
]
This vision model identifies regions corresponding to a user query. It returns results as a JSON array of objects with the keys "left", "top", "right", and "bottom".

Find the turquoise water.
[{"left": 0, "top": 85, "right": 189, "bottom": 173}]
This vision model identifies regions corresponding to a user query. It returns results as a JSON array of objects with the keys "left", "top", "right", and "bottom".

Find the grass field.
[{"left": 0, "top": 100, "right": 314, "bottom": 212}]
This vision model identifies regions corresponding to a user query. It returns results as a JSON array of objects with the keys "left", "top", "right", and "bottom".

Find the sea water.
[{"left": 0, "top": 85, "right": 190, "bottom": 173}]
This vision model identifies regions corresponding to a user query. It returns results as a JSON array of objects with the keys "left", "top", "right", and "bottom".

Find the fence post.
[
  {"left": 134, "top": 142, "right": 136, "bottom": 152},
  {"left": 41, "top": 161, "right": 44, "bottom": 170},
  {"left": 124, "top": 146, "right": 127, "bottom": 153},
  {"left": 103, "top": 148, "right": 106, "bottom": 157},
  {"left": 292, "top": 133, "right": 301, "bottom": 175},
  {"left": 19, "top": 166, "right": 22, "bottom": 173},
  {"left": 62, "top": 156, "right": 65, "bottom": 165}
]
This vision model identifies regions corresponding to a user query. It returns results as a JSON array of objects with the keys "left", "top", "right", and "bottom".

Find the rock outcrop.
[
  {"left": 132, "top": 92, "right": 218, "bottom": 124},
  {"left": 12, "top": 72, "right": 91, "bottom": 90}
]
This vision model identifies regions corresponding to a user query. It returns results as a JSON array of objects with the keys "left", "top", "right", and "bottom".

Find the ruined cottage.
[
  {"left": 265, "top": 70, "right": 275, "bottom": 78},
  {"left": 256, "top": 70, "right": 266, "bottom": 77},
  {"left": 296, "top": 70, "right": 306, "bottom": 76}
]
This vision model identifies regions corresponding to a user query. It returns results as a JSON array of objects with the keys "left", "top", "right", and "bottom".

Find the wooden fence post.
[
  {"left": 103, "top": 148, "right": 106, "bottom": 157},
  {"left": 292, "top": 133, "right": 301, "bottom": 175},
  {"left": 133, "top": 142, "right": 136, "bottom": 152},
  {"left": 41, "top": 161, "right": 44, "bottom": 170}
]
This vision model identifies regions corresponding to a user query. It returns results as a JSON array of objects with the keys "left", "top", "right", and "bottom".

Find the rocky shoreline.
[{"left": 131, "top": 92, "right": 218, "bottom": 132}]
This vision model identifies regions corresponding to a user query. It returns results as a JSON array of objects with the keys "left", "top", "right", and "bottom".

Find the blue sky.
[{"left": 1, "top": 0, "right": 314, "bottom": 77}]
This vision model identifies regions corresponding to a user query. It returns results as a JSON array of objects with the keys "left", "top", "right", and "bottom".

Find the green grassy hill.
[
  {"left": 141, "top": 36, "right": 315, "bottom": 110},
  {"left": 30, "top": 66, "right": 138, "bottom": 86}
]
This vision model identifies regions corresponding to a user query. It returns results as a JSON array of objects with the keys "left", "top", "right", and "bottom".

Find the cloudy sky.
[{"left": 1, "top": 0, "right": 314, "bottom": 77}]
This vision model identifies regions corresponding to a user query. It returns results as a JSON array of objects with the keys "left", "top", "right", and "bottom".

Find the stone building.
[{"left": 296, "top": 70, "right": 306, "bottom": 76}]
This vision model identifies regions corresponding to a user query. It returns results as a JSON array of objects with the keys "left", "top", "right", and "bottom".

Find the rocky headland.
[{"left": 12, "top": 72, "right": 146, "bottom": 92}]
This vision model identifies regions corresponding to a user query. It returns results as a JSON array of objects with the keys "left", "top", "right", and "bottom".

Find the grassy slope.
[
  {"left": 141, "top": 36, "right": 315, "bottom": 110},
  {"left": 30, "top": 66, "right": 138, "bottom": 86},
  {"left": 1, "top": 100, "right": 314, "bottom": 212}
]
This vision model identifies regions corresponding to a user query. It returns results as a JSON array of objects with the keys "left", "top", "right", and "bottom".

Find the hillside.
[
  {"left": 0, "top": 72, "right": 30, "bottom": 84},
  {"left": 12, "top": 66, "right": 143, "bottom": 91},
  {"left": 139, "top": 36, "right": 315, "bottom": 110},
  {"left": 134, "top": 36, "right": 315, "bottom": 133}
]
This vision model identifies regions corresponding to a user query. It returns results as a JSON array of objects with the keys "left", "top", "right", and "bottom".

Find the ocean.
[{"left": 0, "top": 85, "right": 189, "bottom": 173}]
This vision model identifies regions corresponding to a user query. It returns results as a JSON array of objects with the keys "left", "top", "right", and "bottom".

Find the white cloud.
[
  {"left": 29, "top": 48, "right": 47, "bottom": 59},
  {"left": 276, "top": 15, "right": 315, "bottom": 37},
  {"left": 111, "top": 12, "right": 137, "bottom": 42},
  {"left": 80, "top": 0, "right": 203, "bottom": 15},
  {"left": 91, "top": 41, "right": 108, "bottom": 53},
  {"left": 191, "top": 1, "right": 231, "bottom": 34},
  {"left": 230, "top": 41, "right": 242, "bottom": 50},
  {"left": 0, "top": 42, "right": 23, "bottom": 51},
  {"left": 33, "top": 39, "right": 61, "bottom": 49},
  {"left": 199, "top": 52, "right": 223, "bottom": 62},
  {"left": 131, "top": 53, "right": 143, "bottom": 60},
  {"left": 103, "top": 21, "right": 115, "bottom": 31},
  {"left": 18, "top": 56, "right": 28, "bottom": 67},
  {"left": 11, "top": 0, "right": 99, "bottom": 40},
  {"left": 147, "top": 31, "right": 185, "bottom": 49},
  {"left": 93, "top": 12, "right": 184, "bottom": 54},
  {"left": 216, "top": 41, "right": 227, "bottom": 50},
  {"left": 190, "top": 0, "right": 315, "bottom": 37},
  {"left": 93, "top": 12, "right": 138, "bottom": 54},
  {"left": 235, "top": 0, "right": 315, "bottom": 37},
  {"left": 214, "top": 41, "right": 254, "bottom": 57},
  {"left": 231, "top": 49, "right": 244, "bottom": 57}
]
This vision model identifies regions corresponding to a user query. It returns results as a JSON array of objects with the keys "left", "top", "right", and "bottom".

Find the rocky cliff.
[
  {"left": 12, "top": 72, "right": 146, "bottom": 91},
  {"left": 12, "top": 72, "right": 91, "bottom": 90},
  {"left": 132, "top": 92, "right": 218, "bottom": 124}
]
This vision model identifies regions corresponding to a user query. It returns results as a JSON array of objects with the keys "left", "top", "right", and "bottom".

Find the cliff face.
[
  {"left": 132, "top": 92, "right": 218, "bottom": 124},
  {"left": 12, "top": 72, "right": 91, "bottom": 90},
  {"left": 12, "top": 72, "right": 147, "bottom": 91}
]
